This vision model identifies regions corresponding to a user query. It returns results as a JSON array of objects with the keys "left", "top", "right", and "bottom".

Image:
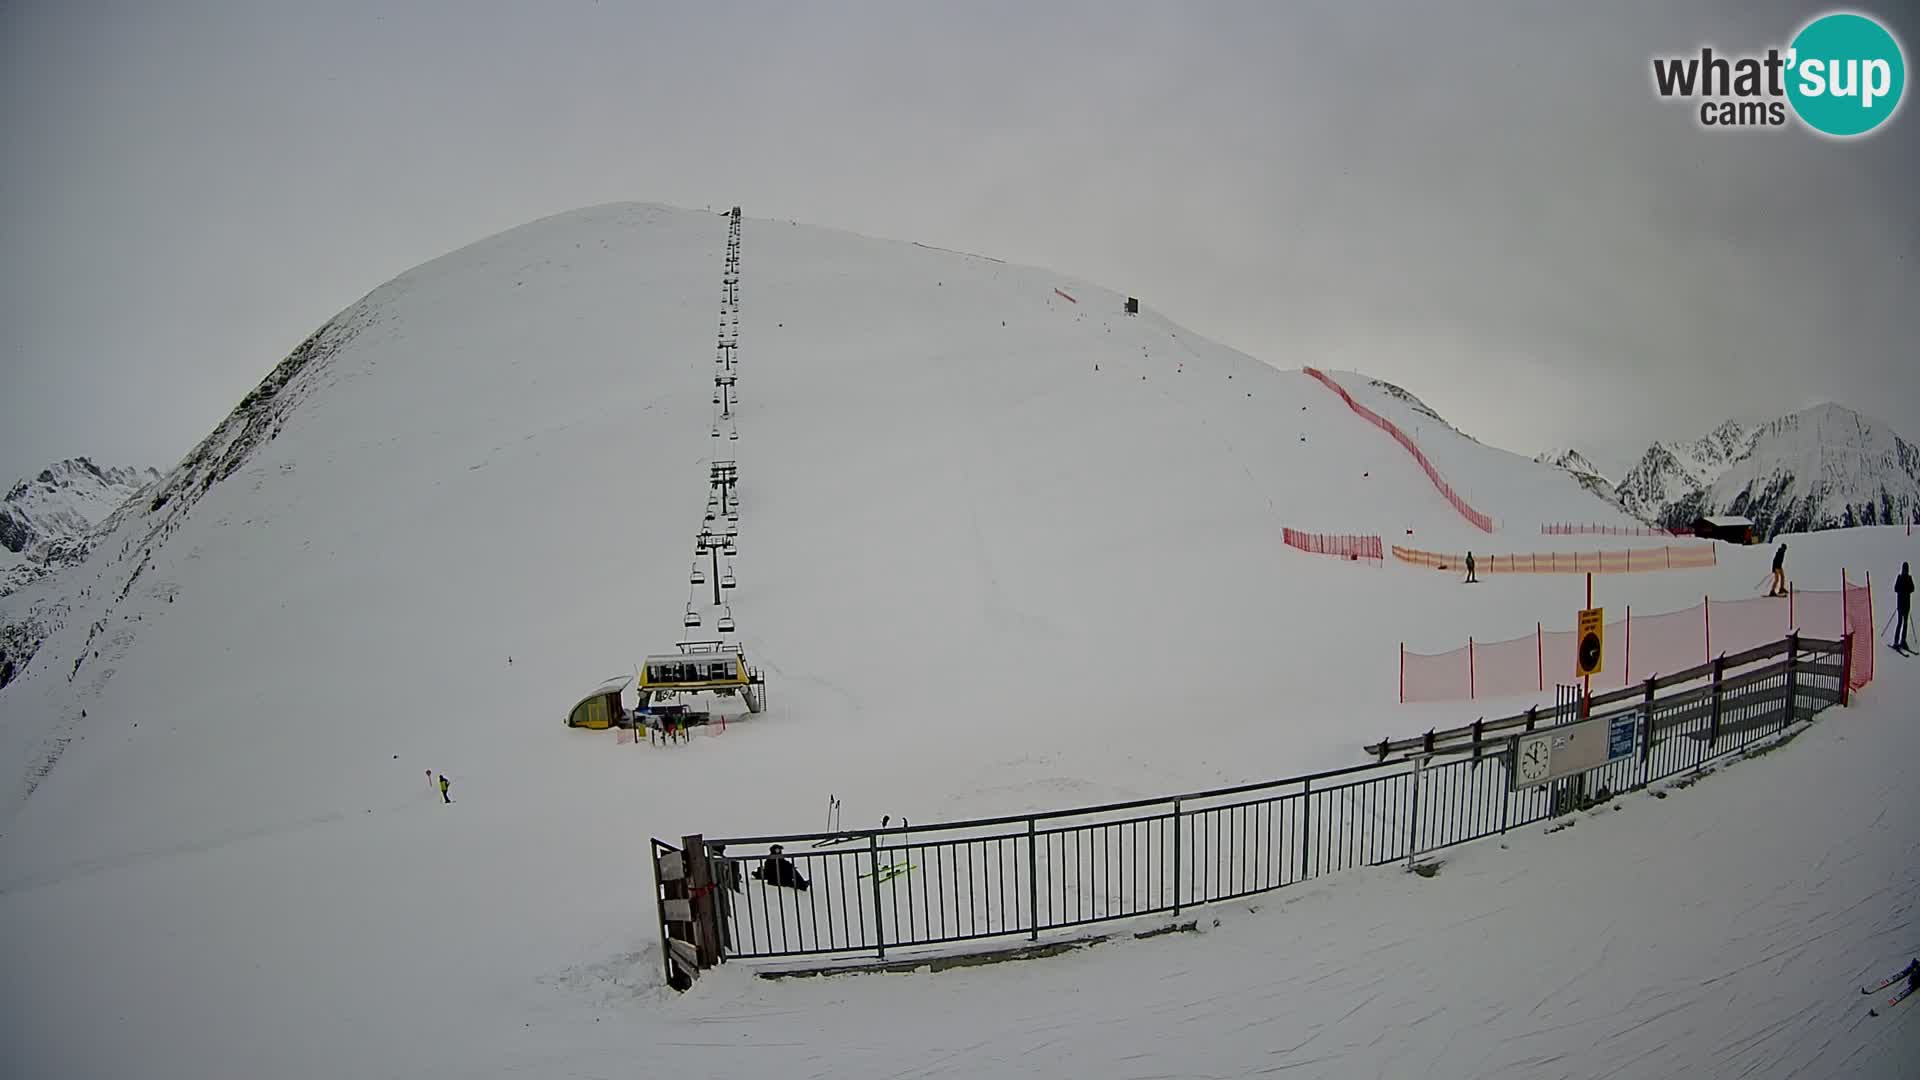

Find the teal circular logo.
[{"left": 1787, "top": 12, "right": 1905, "bottom": 136}]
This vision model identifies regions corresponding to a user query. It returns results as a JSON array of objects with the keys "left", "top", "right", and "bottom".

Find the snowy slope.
[
  {"left": 0, "top": 458, "right": 158, "bottom": 596},
  {"left": 1616, "top": 406, "right": 1920, "bottom": 536},
  {"left": 0, "top": 203, "right": 1914, "bottom": 1079},
  {"left": 1322, "top": 373, "right": 1643, "bottom": 540}
]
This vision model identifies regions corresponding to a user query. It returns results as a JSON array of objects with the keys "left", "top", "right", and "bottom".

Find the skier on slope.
[
  {"left": 1768, "top": 543, "right": 1788, "bottom": 597},
  {"left": 1895, "top": 562, "right": 1913, "bottom": 651},
  {"left": 1464, "top": 551, "right": 1477, "bottom": 584},
  {"left": 438, "top": 774, "right": 451, "bottom": 804}
]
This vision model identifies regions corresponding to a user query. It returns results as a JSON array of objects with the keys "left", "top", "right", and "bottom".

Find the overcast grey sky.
[{"left": 3, "top": 0, "right": 1915, "bottom": 482}]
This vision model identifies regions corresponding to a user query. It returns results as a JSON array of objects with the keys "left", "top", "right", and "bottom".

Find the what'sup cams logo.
[{"left": 1652, "top": 11, "right": 1905, "bottom": 137}]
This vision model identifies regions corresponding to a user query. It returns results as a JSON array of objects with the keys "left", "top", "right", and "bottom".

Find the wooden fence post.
[{"left": 682, "top": 834, "right": 720, "bottom": 969}]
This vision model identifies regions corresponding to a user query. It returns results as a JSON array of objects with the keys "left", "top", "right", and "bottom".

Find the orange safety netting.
[
  {"left": 1282, "top": 528, "right": 1383, "bottom": 562},
  {"left": 1392, "top": 544, "right": 1716, "bottom": 574},
  {"left": 1301, "top": 367, "right": 1494, "bottom": 533},
  {"left": 1400, "top": 577, "right": 1875, "bottom": 703}
]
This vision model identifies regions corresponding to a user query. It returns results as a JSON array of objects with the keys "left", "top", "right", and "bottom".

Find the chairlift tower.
[
  {"left": 693, "top": 529, "right": 737, "bottom": 605},
  {"left": 709, "top": 460, "right": 738, "bottom": 516}
]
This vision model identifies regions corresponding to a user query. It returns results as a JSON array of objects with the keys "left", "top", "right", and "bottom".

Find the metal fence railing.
[{"left": 654, "top": 635, "right": 1850, "bottom": 970}]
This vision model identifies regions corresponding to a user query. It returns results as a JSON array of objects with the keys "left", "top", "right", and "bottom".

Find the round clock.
[{"left": 1516, "top": 733, "right": 1552, "bottom": 785}]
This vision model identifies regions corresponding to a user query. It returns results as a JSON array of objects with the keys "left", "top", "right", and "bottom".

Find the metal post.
[
  {"left": 1840, "top": 631, "right": 1854, "bottom": 706},
  {"left": 1783, "top": 632, "right": 1799, "bottom": 730},
  {"left": 1708, "top": 655, "right": 1725, "bottom": 749},
  {"left": 1499, "top": 738, "right": 1515, "bottom": 831},
  {"left": 1171, "top": 799, "right": 1183, "bottom": 915},
  {"left": 869, "top": 833, "right": 886, "bottom": 959},
  {"left": 1298, "top": 780, "right": 1311, "bottom": 882},
  {"left": 1641, "top": 678, "right": 1656, "bottom": 767},
  {"left": 1406, "top": 756, "right": 1424, "bottom": 866},
  {"left": 1027, "top": 817, "right": 1040, "bottom": 940}
]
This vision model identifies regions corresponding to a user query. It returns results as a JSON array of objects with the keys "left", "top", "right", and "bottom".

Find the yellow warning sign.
[{"left": 1575, "top": 607, "right": 1605, "bottom": 677}]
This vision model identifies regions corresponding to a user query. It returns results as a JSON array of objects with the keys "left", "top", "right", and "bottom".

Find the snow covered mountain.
[
  {"left": 0, "top": 202, "right": 1903, "bottom": 1078},
  {"left": 1613, "top": 406, "right": 1920, "bottom": 537},
  {"left": 1, "top": 458, "right": 158, "bottom": 596},
  {"left": 1533, "top": 448, "right": 1615, "bottom": 503}
]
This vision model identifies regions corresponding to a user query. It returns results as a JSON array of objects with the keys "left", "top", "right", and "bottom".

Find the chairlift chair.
[
  {"left": 729, "top": 429, "right": 740, "bottom": 441},
  {"left": 717, "top": 611, "right": 736, "bottom": 633},
  {"left": 721, "top": 571, "right": 737, "bottom": 590},
  {"left": 723, "top": 540, "right": 738, "bottom": 556},
  {"left": 691, "top": 567, "right": 706, "bottom": 586},
  {"left": 683, "top": 609, "right": 702, "bottom": 628}
]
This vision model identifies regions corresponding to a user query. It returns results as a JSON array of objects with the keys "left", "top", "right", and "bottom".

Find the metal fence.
[{"left": 657, "top": 635, "right": 1849, "bottom": 968}]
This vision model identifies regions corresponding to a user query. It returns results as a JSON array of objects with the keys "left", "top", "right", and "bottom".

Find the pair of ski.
[
  {"left": 1862, "top": 966, "right": 1917, "bottom": 1016},
  {"left": 859, "top": 861, "right": 915, "bottom": 883}
]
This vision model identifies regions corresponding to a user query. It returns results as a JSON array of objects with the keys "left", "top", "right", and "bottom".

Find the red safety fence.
[
  {"left": 1541, "top": 523, "right": 1691, "bottom": 537},
  {"left": 1282, "top": 528, "right": 1384, "bottom": 563},
  {"left": 1393, "top": 544, "right": 1715, "bottom": 574},
  {"left": 1301, "top": 368, "right": 1494, "bottom": 533},
  {"left": 1844, "top": 570, "right": 1874, "bottom": 691},
  {"left": 1400, "top": 573, "right": 1875, "bottom": 702}
]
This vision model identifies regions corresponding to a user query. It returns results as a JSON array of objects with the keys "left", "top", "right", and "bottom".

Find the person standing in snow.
[
  {"left": 1895, "top": 562, "right": 1914, "bottom": 650},
  {"left": 438, "top": 774, "right": 451, "bottom": 804},
  {"left": 1464, "top": 551, "right": 1477, "bottom": 584},
  {"left": 1768, "top": 544, "right": 1787, "bottom": 597}
]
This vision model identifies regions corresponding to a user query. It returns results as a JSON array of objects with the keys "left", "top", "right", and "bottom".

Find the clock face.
[{"left": 1517, "top": 735, "right": 1552, "bottom": 784}]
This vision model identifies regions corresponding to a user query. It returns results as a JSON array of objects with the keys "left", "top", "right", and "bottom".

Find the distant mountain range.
[
  {"left": 1532, "top": 448, "right": 1614, "bottom": 502},
  {"left": 1539, "top": 404, "right": 1920, "bottom": 539},
  {"left": 2, "top": 459, "right": 159, "bottom": 597}
]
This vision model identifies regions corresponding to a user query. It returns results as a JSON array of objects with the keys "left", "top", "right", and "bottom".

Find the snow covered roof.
[
  {"left": 570, "top": 674, "right": 632, "bottom": 713},
  {"left": 643, "top": 653, "right": 739, "bottom": 668},
  {"left": 1700, "top": 515, "right": 1754, "bottom": 528}
]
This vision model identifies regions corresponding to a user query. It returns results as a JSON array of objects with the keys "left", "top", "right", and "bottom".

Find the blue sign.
[{"left": 1608, "top": 713, "right": 1638, "bottom": 761}]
